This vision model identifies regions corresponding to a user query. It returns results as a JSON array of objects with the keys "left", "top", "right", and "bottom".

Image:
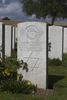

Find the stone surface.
[
  {"left": 64, "top": 27, "right": 67, "bottom": 53},
  {"left": 0, "top": 23, "right": 2, "bottom": 57},
  {"left": 5, "top": 25, "right": 12, "bottom": 57},
  {"left": 17, "top": 22, "right": 48, "bottom": 89},
  {"left": 0, "top": 22, "right": 5, "bottom": 58},
  {"left": 15, "top": 28, "right": 17, "bottom": 42},
  {"left": 12, "top": 27, "right": 15, "bottom": 50},
  {"left": 48, "top": 25, "right": 63, "bottom": 60}
]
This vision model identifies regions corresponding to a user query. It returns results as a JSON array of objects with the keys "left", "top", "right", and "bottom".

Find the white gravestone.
[
  {"left": 5, "top": 25, "right": 12, "bottom": 57},
  {"left": 0, "top": 22, "right": 5, "bottom": 58},
  {"left": 48, "top": 26, "right": 63, "bottom": 60},
  {"left": 64, "top": 27, "right": 67, "bottom": 53},
  {"left": 12, "top": 27, "right": 15, "bottom": 50},
  {"left": 15, "top": 28, "right": 17, "bottom": 42},
  {"left": 0, "top": 23, "right": 2, "bottom": 58},
  {"left": 17, "top": 22, "right": 48, "bottom": 89}
]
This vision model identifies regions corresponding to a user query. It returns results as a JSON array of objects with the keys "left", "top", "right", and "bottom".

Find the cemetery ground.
[
  {"left": 0, "top": 65, "right": 67, "bottom": 100},
  {"left": 0, "top": 47, "right": 67, "bottom": 99}
]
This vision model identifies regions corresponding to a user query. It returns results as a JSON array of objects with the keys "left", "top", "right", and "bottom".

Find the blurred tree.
[
  {"left": 2, "top": 17, "right": 10, "bottom": 20},
  {"left": 20, "top": 0, "right": 67, "bottom": 25}
]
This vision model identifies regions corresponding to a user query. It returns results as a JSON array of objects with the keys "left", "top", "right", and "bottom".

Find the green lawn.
[
  {"left": 0, "top": 66, "right": 67, "bottom": 100},
  {"left": 46, "top": 88, "right": 67, "bottom": 100},
  {"left": 48, "top": 66, "right": 67, "bottom": 88},
  {"left": 0, "top": 88, "right": 67, "bottom": 100}
]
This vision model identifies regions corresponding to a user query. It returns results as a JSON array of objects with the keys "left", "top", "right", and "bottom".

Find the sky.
[{"left": 0, "top": 0, "right": 67, "bottom": 23}]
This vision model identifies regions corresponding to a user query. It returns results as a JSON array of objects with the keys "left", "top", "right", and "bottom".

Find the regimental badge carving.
[
  {"left": 19, "top": 25, "right": 43, "bottom": 51},
  {"left": 25, "top": 25, "right": 39, "bottom": 40}
]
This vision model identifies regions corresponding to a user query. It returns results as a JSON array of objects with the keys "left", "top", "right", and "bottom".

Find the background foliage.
[
  {"left": 20, "top": 0, "right": 67, "bottom": 24},
  {"left": 0, "top": 42, "right": 36, "bottom": 94}
]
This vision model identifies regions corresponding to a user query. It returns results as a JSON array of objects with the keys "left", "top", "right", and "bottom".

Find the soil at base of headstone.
[{"left": 30, "top": 87, "right": 62, "bottom": 98}]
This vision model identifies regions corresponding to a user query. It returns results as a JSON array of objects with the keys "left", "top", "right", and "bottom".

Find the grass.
[
  {"left": 48, "top": 66, "right": 67, "bottom": 88},
  {"left": 48, "top": 66, "right": 67, "bottom": 76},
  {"left": 0, "top": 91, "right": 46, "bottom": 100},
  {"left": 0, "top": 66, "right": 67, "bottom": 100},
  {"left": 47, "top": 88, "right": 67, "bottom": 100},
  {"left": 0, "top": 88, "right": 67, "bottom": 100}
]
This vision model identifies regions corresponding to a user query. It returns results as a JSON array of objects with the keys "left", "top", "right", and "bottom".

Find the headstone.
[
  {"left": 0, "top": 22, "right": 5, "bottom": 59},
  {"left": 5, "top": 25, "right": 12, "bottom": 57},
  {"left": 64, "top": 27, "right": 67, "bottom": 53},
  {"left": 48, "top": 25, "right": 63, "bottom": 60},
  {"left": 15, "top": 28, "right": 17, "bottom": 42},
  {"left": 17, "top": 22, "right": 48, "bottom": 89},
  {"left": 12, "top": 27, "right": 15, "bottom": 50}
]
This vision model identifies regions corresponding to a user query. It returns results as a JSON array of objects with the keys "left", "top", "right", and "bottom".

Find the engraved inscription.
[
  {"left": 19, "top": 42, "right": 44, "bottom": 51},
  {"left": 25, "top": 25, "right": 39, "bottom": 40}
]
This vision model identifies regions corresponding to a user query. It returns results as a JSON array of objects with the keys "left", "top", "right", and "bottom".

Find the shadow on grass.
[{"left": 48, "top": 75, "right": 65, "bottom": 89}]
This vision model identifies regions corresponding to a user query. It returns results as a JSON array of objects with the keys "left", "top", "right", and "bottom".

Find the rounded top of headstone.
[{"left": 17, "top": 21, "right": 47, "bottom": 26}]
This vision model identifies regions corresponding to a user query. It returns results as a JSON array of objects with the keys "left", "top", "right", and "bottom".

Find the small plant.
[
  {"left": 0, "top": 51, "right": 37, "bottom": 94},
  {"left": 48, "top": 58, "right": 62, "bottom": 66},
  {"left": 15, "top": 42, "right": 17, "bottom": 51},
  {"left": 0, "top": 51, "right": 28, "bottom": 81},
  {"left": 48, "top": 53, "right": 67, "bottom": 67},
  {"left": 17, "top": 74, "right": 23, "bottom": 82},
  {"left": 0, "top": 80, "right": 36, "bottom": 94},
  {"left": 62, "top": 53, "right": 67, "bottom": 67}
]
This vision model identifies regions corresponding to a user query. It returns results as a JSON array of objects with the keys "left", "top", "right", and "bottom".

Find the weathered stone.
[
  {"left": 0, "top": 22, "right": 5, "bottom": 58},
  {"left": 5, "top": 25, "right": 12, "bottom": 57},
  {"left": 64, "top": 27, "right": 67, "bottom": 53},
  {"left": 48, "top": 25, "right": 63, "bottom": 60},
  {"left": 17, "top": 22, "right": 48, "bottom": 89}
]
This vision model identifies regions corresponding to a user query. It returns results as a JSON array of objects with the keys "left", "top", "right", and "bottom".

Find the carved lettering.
[{"left": 19, "top": 42, "right": 44, "bottom": 51}]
